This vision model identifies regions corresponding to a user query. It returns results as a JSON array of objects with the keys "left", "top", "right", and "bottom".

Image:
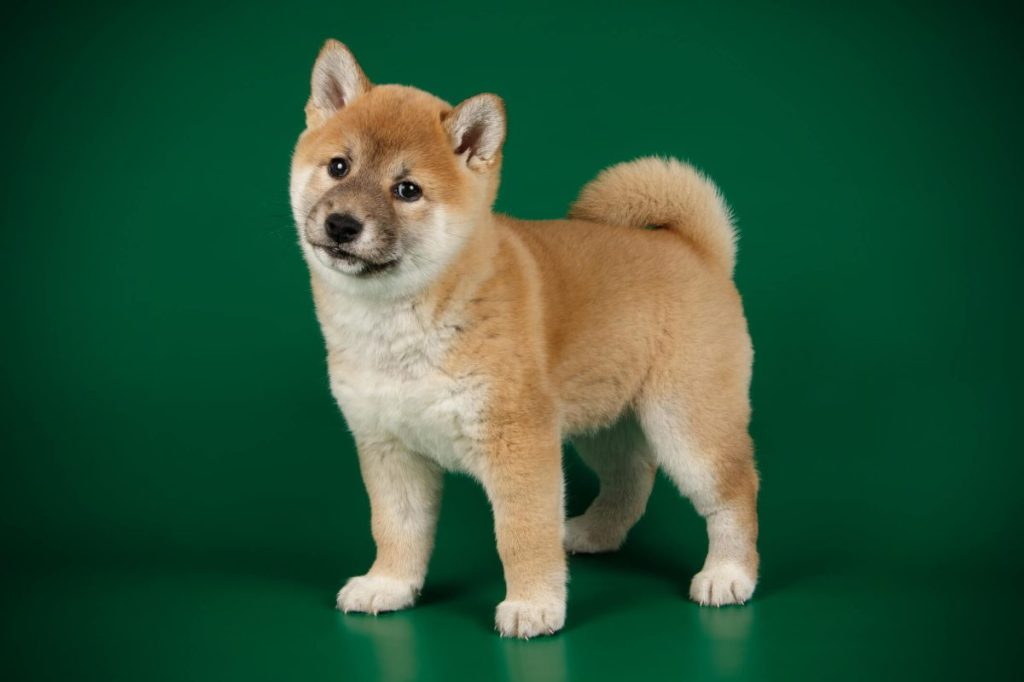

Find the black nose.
[{"left": 324, "top": 213, "right": 363, "bottom": 244}]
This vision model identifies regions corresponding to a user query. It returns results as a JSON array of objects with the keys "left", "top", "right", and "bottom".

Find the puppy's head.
[{"left": 290, "top": 40, "right": 505, "bottom": 298}]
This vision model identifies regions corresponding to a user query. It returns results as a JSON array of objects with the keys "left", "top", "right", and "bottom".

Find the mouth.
[{"left": 311, "top": 243, "right": 400, "bottom": 276}]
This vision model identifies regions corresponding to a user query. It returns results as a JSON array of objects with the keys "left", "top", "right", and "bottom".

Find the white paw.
[
  {"left": 564, "top": 515, "right": 626, "bottom": 554},
  {"left": 495, "top": 596, "right": 566, "bottom": 639},
  {"left": 336, "top": 575, "right": 418, "bottom": 615},
  {"left": 689, "top": 562, "right": 756, "bottom": 606}
]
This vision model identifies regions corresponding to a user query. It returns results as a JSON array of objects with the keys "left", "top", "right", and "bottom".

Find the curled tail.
[{"left": 569, "top": 156, "right": 737, "bottom": 274}]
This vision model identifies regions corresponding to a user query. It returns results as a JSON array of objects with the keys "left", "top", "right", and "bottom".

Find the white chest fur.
[{"left": 319, "top": 296, "right": 487, "bottom": 475}]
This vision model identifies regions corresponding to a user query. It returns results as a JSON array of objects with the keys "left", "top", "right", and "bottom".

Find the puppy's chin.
[
  {"left": 312, "top": 245, "right": 399, "bottom": 277},
  {"left": 313, "top": 246, "right": 364, "bottom": 274}
]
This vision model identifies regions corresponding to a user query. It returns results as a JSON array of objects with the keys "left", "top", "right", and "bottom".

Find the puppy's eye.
[
  {"left": 327, "top": 157, "right": 350, "bottom": 179},
  {"left": 393, "top": 181, "right": 422, "bottom": 202}
]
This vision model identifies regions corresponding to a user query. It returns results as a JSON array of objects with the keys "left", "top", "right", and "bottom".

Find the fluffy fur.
[{"left": 290, "top": 40, "right": 759, "bottom": 638}]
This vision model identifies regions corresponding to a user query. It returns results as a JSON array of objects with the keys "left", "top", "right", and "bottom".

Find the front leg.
[
  {"left": 481, "top": 419, "right": 567, "bottom": 638},
  {"left": 337, "top": 435, "right": 443, "bottom": 615}
]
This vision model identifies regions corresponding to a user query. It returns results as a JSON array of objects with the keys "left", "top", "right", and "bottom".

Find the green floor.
[
  {"left": 4, "top": 549, "right": 1020, "bottom": 681},
  {"left": 3, "top": 1, "right": 1022, "bottom": 680},
  {"left": 4, "top": 473, "right": 1021, "bottom": 681}
]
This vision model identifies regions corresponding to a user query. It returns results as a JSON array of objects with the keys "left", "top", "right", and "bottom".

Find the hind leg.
[
  {"left": 566, "top": 416, "right": 656, "bottom": 554},
  {"left": 639, "top": 397, "right": 759, "bottom": 606}
]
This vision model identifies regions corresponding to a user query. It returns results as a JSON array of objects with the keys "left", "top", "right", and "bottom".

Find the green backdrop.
[{"left": 2, "top": 1, "right": 1022, "bottom": 680}]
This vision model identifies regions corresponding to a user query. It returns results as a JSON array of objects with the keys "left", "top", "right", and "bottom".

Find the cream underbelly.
[{"left": 330, "top": 367, "right": 488, "bottom": 476}]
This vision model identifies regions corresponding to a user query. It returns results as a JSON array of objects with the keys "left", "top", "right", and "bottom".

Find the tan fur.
[
  {"left": 570, "top": 156, "right": 738, "bottom": 274},
  {"left": 291, "top": 41, "right": 759, "bottom": 638}
]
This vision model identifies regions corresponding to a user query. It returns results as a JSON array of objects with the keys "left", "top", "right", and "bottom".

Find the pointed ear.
[
  {"left": 442, "top": 94, "right": 506, "bottom": 171},
  {"left": 305, "top": 40, "right": 371, "bottom": 128}
]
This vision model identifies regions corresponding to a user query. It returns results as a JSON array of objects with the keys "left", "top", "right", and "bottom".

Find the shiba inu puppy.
[{"left": 290, "top": 40, "right": 759, "bottom": 638}]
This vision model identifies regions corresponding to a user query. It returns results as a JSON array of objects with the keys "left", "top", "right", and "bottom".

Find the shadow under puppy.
[{"left": 289, "top": 40, "right": 759, "bottom": 638}]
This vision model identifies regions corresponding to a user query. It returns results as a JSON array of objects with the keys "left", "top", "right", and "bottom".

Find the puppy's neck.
[{"left": 416, "top": 212, "right": 499, "bottom": 320}]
